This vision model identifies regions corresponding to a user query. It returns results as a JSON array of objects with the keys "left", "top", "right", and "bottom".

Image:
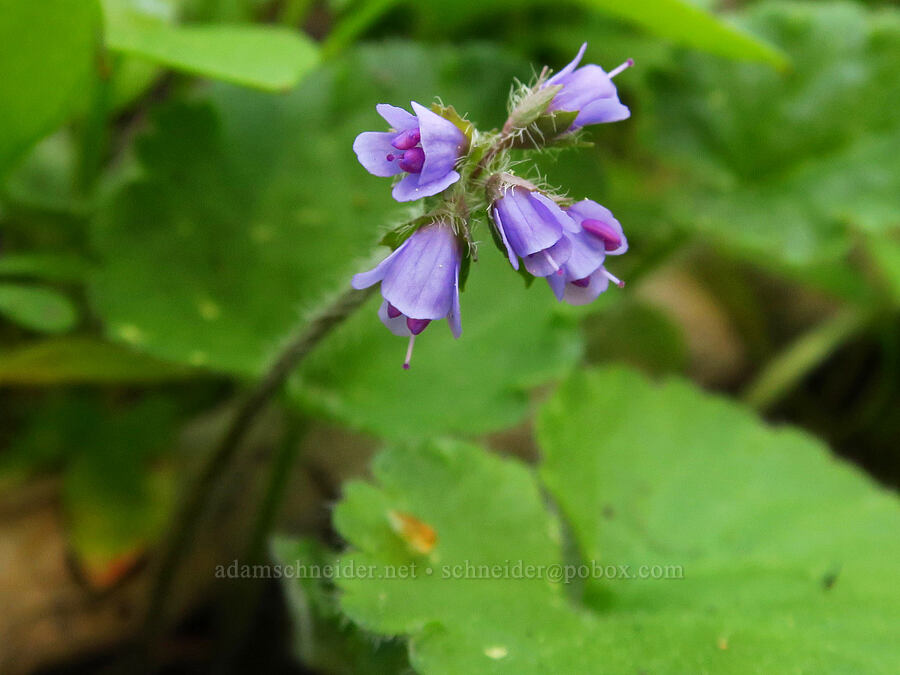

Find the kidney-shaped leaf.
[
  {"left": 647, "top": 2, "right": 900, "bottom": 268},
  {"left": 538, "top": 367, "right": 900, "bottom": 672},
  {"left": 302, "top": 368, "right": 900, "bottom": 673}
]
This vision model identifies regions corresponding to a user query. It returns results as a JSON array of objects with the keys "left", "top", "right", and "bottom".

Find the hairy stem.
[
  {"left": 141, "top": 285, "right": 375, "bottom": 653},
  {"left": 742, "top": 306, "right": 873, "bottom": 412}
]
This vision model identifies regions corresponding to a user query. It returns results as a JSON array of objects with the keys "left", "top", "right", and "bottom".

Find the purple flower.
[
  {"left": 546, "top": 199, "right": 628, "bottom": 305},
  {"left": 351, "top": 221, "right": 462, "bottom": 369},
  {"left": 353, "top": 102, "right": 468, "bottom": 202},
  {"left": 545, "top": 43, "right": 632, "bottom": 130},
  {"left": 490, "top": 186, "right": 580, "bottom": 277}
]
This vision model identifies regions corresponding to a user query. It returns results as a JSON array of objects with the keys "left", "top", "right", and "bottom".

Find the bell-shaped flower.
[
  {"left": 490, "top": 185, "right": 580, "bottom": 277},
  {"left": 353, "top": 102, "right": 468, "bottom": 202},
  {"left": 546, "top": 199, "right": 628, "bottom": 305},
  {"left": 351, "top": 221, "right": 462, "bottom": 369},
  {"left": 545, "top": 43, "right": 632, "bottom": 130}
]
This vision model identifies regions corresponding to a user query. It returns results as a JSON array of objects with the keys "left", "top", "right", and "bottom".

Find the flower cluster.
[{"left": 352, "top": 43, "right": 633, "bottom": 368}]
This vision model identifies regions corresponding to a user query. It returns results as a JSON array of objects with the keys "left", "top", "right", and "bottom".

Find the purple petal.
[
  {"left": 448, "top": 264, "right": 462, "bottom": 338},
  {"left": 378, "top": 300, "right": 412, "bottom": 336},
  {"left": 411, "top": 101, "right": 467, "bottom": 186},
  {"left": 531, "top": 192, "right": 581, "bottom": 234},
  {"left": 547, "top": 42, "right": 587, "bottom": 86},
  {"left": 494, "top": 189, "right": 565, "bottom": 258},
  {"left": 491, "top": 206, "right": 519, "bottom": 271},
  {"left": 559, "top": 267, "right": 610, "bottom": 305},
  {"left": 380, "top": 223, "right": 460, "bottom": 320},
  {"left": 351, "top": 240, "right": 410, "bottom": 289},
  {"left": 560, "top": 229, "right": 606, "bottom": 280},
  {"left": 376, "top": 103, "right": 418, "bottom": 131},
  {"left": 391, "top": 173, "right": 423, "bottom": 202},
  {"left": 567, "top": 199, "right": 628, "bottom": 255},
  {"left": 391, "top": 170, "right": 460, "bottom": 202},
  {"left": 574, "top": 98, "right": 630, "bottom": 128},
  {"left": 547, "top": 273, "right": 566, "bottom": 301},
  {"left": 549, "top": 65, "right": 617, "bottom": 113},
  {"left": 353, "top": 132, "right": 404, "bottom": 177},
  {"left": 522, "top": 235, "right": 572, "bottom": 277}
]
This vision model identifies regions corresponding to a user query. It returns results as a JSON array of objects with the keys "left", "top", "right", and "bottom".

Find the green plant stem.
[
  {"left": 321, "top": 0, "right": 402, "bottom": 60},
  {"left": 76, "top": 54, "right": 114, "bottom": 198},
  {"left": 141, "top": 284, "right": 375, "bottom": 657},
  {"left": 214, "top": 418, "right": 307, "bottom": 671},
  {"left": 742, "top": 306, "right": 874, "bottom": 412},
  {"left": 278, "top": 0, "right": 313, "bottom": 26}
]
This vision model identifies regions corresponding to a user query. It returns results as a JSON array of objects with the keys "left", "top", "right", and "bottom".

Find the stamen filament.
[
  {"left": 403, "top": 334, "right": 416, "bottom": 370},
  {"left": 608, "top": 58, "right": 634, "bottom": 79},
  {"left": 544, "top": 249, "right": 561, "bottom": 273},
  {"left": 603, "top": 269, "right": 626, "bottom": 288}
]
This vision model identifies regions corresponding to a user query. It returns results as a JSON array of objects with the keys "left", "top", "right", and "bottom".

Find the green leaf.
[
  {"left": 584, "top": 299, "right": 687, "bottom": 375},
  {"left": 101, "top": 0, "right": 178, "bottom": 109},
  {"left": 401, "top": 0, "right": 783, "bottom": 67},
  {"left": 538, "top": 367, "right": 900, "bottom": 672},
  {"left": 103, "top": 1, "right": 319, "bottom": 91},
  {"left": 322, "top": 0, "right": 402, "bottom": 59},
  {"left": 0, "top": 284, "right": 78, "bottom": 333},
  {"left": 0, "top": 337, "right": 195, "bottom": 385},
  {"left": 643, "top": 2, "right": 900, "bottom": 274},
  {"left": 315, "top": 368, "right": 899, "bottom": 673},
  {"left": 89, "top": 43, "right": 536, "bottom": 376},
  {"left": 272, "top": 537, "right": 410, "bottom": 674},
  {"left": 0, "top": 253, "right": 91, "bottom": 282},
  {"left": 577, "top": 0, "right": 787, "bottom": 68},
  {"left": 291, "top": 249, "right": 581, "bottom": 439},
  {"left": 0, "top": 0, "right": 101, "bottom": 177},
  {"left": 865, "top": 230, "right": 900, "bottom": 305},
  {"left": 0, "top": 132, "right": 81, "bottom": 211},
  {"left": 61, "top": 398, "right": 177, "bottom": 578},
  {"left": 332, "top": 439, "right": 608, "bottom": 674},
  {"left": 1, "top": 395, "right": 177, "bottom": 581}
]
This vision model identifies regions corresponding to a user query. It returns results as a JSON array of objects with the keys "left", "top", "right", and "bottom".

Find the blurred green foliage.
[{"left": 1, "top": 0, "right": 898, "bottom": 671}]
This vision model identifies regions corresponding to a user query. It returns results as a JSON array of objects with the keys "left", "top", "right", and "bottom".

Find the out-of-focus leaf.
[
  {"left": 643, "top": 2, "right": 900, "bottom": 272},
  {"left": 0, "top": 132, "right": 80, "bottom": 211},
  {"left": 0, "top": 284, "right": 77, "bottom": 333},
  {"left": 90, "top": 44, "right": 534, "bottom": 376},
  {"left": 291, "top": 249, "right": 581, "bottom": 439},
  {"left": 0, "top": 337, "right": 195, "bottom": 385},
  {"left": 61, "top": 398, "right": 177, "bottom": 584},
  {"left": 318, "top": 369, "right": 899, "bottom": 673},
  {"left": 323, "top": 0, "right": 402, "bottom": 58},
  {"left": 405, "top": 0, "right": 784, "bottom": 67},
  {"left": 0, "top": 253, "right": 91, "bottom": 282},
  {"left": 1, "top": 395, "right": 178, "bottom": 583},
  {"left": 863, "top": 231, "right": 900, "bottom": 306},
  {"left": 101, "top": 0, "right": 178, "bottom": 109},
  {"left": 272, "top": 537, "right": 410, "bottom": 674},
  {"left": 0, "top": 395, "right": 91, "bottom": 482},
  {"left": 576, "top": 0, "right": 787, "bottom": 68},
  {"left": 0, "top": 0, "right": 101, "bottom": 178},
  {"left": 538, "top": 367, "right": 900, "bottom": 672},
  {"left": 584, "top": 299, "right": 687, "bottom": 375},
  {"left": 104, "top": 1, "right": 319, "bottom": 91}
]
